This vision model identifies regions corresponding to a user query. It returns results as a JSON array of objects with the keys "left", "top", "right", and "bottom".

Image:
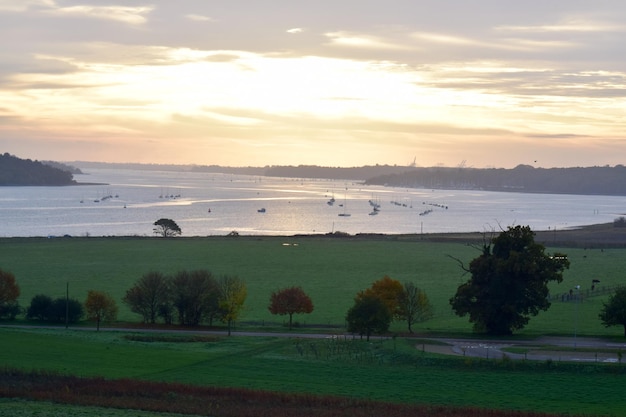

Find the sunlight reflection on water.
[{"left": 1, "top": 167, "right": 624, "bottom": 237}]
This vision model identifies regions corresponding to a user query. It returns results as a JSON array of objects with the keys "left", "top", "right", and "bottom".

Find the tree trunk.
[{"left": 289, "top": 313, "right": 293, "bottom": 330}]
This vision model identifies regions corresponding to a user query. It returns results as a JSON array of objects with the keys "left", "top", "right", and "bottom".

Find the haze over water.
[{"left": 1, "top": 168, "right": 624, "bottom": 238}]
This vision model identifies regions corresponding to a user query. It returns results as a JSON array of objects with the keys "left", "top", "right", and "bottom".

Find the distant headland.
[{"left": 4, "top": 154, "right": 626, "bottom": 196}]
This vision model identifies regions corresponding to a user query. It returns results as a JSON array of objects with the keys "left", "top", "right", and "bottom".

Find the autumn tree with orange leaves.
[
  {"left": 0, "top": 269, "right": 20, "bottom": 320},
  {"left": 268, "top": 286, "right": 314, "bottom": 330}
]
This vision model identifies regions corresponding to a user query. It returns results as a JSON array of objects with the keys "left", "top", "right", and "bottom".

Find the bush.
[
  {"left": 0, "top": 302, "right": 21, "bottom": 320},
  {"left": 27, "top": 294, "right": 84, "bottom": 323}
]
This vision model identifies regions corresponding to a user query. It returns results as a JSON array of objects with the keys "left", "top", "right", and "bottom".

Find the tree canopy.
[
  {"left": 0, "top": 269, "right": 20, "bottom": 319},
  {"left": 218, "top": 275, "right": 247, "bottom": 336},
  {"left": 599, "top": 287, "right": 626, "bottom": 337},
  {"left": 346, "top": 295, "right": 392, "bottom": 341},
  {"left": 0, "top": 269, "right": 19, "bottom": 306},
  {"left": 0, "top": 153, "right": 76, "bottom": 185},
  {"left": 357, "top": 276, "right": 403, "bottom": 320},
  {"left": 268, "top": 286, "right": 314, "bottom": 330},
  {"left": 397, "top": 282, "right": 433, "bottom": 333},
  {"left": 153, "top": 218, "right": 182, "bottom": 238},
  {"left": 85, "top": 290, "right": 118, "bottom": 331},
  {"left": 450, "top": 225, "right": 569, "bottom": 335},
  {"left": 27, "top": 294, "right": 83, "bottom": 323},
  {"left": 123, "top": 271, "right": 171, "bottom": 324}
]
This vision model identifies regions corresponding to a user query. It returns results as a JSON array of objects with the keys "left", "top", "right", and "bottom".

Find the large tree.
[
  {"left": 170, "top": 270, "right": 220, "bottom": 326},
  {"left": 346, "top": 295, "right": 391, "bottom": 341},
  {"left": 357, "top": 276, "right": 403, "bottom": 319},
  {"left": 0, "top": 269, "right": 20, "bottom": 320},
  {"left": 218, "top": 275, "right": 247, "bottom": 336},
  {"left": 85, "top": 290, "right": 118, "bottom": 331},
  {"left": 397, "top": 282, "right": 433, "bottom": 333},
  {"left": 123, "top": 271, "right": 171, "bottom": 324},
  {"left": 450, "top": 225, "right": 569, "bottom": 335},
  {"left": 268, "top": 286, "right": 314, "bottom": 330},
  {"left": 153, "top": 218, "right": 182, "bottom": 237},
  {"left": 599, "top": 287, "right": 626, "bottom": 337}
]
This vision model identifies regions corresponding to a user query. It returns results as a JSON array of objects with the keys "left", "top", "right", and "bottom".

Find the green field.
[
  {"left": 1, "top": 236, "right": 626, "bottom": 416},
  {"left": 0, "top": 235, "right": 624, "bottom": 336},
  {"left": 1, "top": 327, "right": 625, "bottom": 416}
]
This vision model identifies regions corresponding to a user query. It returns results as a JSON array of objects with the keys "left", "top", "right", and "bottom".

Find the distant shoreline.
[{"left": 21, "top": 222, "right": 626, "bottom": 248}]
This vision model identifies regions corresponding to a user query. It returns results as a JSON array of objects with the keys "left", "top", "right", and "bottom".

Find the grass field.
[
  {"left": 1, "top": 327, "right": 625, "bottom": 416},
  {"left": 2, "top": 234, "right": 626, "bottom": 416},
  {"left": 1, "top": 235, "right": 625, "bottom": 336}
]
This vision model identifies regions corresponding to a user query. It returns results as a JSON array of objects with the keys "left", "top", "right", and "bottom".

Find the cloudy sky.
[{"left": 1, "top": 1, "right": 625, "bottom": 168}]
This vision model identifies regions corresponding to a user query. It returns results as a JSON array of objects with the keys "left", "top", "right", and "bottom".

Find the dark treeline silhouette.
[
  {"left": 0, "top": 153, "right": 76, "bottom": 186},
  {"left": 364, "top": 164, "right": 626, "bottom": 196},
  {"left": 262, "top": 164, "right": 412, "bottom": 181},
  {"left": 60, "top": 160, "right": 626, "bottom": 196}
]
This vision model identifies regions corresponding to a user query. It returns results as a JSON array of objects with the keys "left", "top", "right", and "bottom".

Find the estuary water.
[{"left": 1, "top": 167, "right": 624, "bottom": 237}]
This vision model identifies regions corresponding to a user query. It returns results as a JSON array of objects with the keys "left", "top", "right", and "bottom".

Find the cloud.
[
  {"left": 496, "top": 19, "right": 626, "bottom": 33},
  {"left": 44, "top": 5, "right": 153, "bottom": 25},
  {"left": 185, "top": 14, "right": 214, "bottom": 22},
  {"left": 325, "top": 31, "right": 410, "bottom": 50},
  {"left": 0, "top": 0, "right": 55, "bottom": 12},
  {"left": 286, "top": 28, "right": 303, "bottom": 34}
]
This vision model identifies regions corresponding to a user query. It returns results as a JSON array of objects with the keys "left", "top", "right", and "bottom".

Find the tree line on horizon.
[
  {"left": 5, "top": 151, "right": 626, "bottom": 196},
  {"left": 365, "top": 164, "right": 626, "bottom": 196}
]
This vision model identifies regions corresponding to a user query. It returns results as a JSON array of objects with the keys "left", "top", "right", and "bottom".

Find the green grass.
[
  {"left": 1, "top": 327, "right": 625, "bottom": 416},
  {"left": 1, "top": 236, "right": 625, "bottom": 336},
  {"left": 0, "top": 399, "right": 198, "bottom": 417}
]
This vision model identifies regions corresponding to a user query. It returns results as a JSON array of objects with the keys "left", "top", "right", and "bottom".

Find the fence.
[{"left": 548, "top": 285, "right": 617, "bottom": 303}]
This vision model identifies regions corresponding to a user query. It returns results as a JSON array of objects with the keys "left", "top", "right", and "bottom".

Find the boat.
[
  {"left": 337, "top": 188, "right": 350, "bottom": 217},
  {"left": 257, "top": 208, "right": 266, "bottom": 213}
]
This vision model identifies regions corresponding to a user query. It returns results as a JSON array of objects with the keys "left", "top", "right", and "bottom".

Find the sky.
[{"left": 1, "top": 1, "right": 625, "bottom": 168}]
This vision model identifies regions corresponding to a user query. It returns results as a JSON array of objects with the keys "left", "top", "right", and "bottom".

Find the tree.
[
  {"left": 123, "top": 271, "right": 171, "bottom": 324},
  {"left": 85, "top": 290, "right": 118, "bottom": 331},
  {"left": 0, "top": 269, "right": 20, "bottom": 320},
  {"left": 599, "top": 287, "right": 626, "bottom": 337},
  {"left": 49, "top": 297, "right": 84, "bottom": 324},
  {"left": 397, "top": 282, "right": 433, "bottom": 333},
  {"left": 0, "top": 269, "right": 20, "bottom": 306},
  {"left": 268, "top": 286, "right": 314, "bottom": 330},
  {"left": 26, "top": 294, "right": 83, "bottom": 323},
  {"left": 357, "top": 276, "right": 403, "bottom": 320},
  {"left": 153, "top": 218, "right": 181, "bottom": 237},
  {"left": 218, "top": 275, "right": 247, "bottom": 336},
  {"left": 450, "top": 225, "right": 569, "bottom": 335},
  {"left": 346, "top": 295, "right": 392, "bottom": 341},
  {"left": 27, "top": 294, "right": 53, "bottom": 321},
  {"left": 170, "top": 270, "right": 220, "bottom": 326}
]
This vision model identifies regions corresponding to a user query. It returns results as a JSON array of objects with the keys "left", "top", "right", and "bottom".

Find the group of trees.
[
  {"left": 0, "top": 269, "right": 117, "bottom": 331},
  {"left": 123, "top": 270, "right": 247, "bottom": 335},
  {"left": 3, "top": 225, "right": 626, "bottom": 338},
  {"left": 346, "top": 276, "right": 434, "bottom": 340},
  {"left": 0, "top": 153, "right": 76, "bottom": 186},
  {"left": 26, "top": 294, "right": 84, "bottom": 324}
]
